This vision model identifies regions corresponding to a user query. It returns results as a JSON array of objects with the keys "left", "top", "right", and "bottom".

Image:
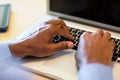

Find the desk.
[
  {"left": 0, "top": 0, "right": 51, "bottom": 80},
  {"left": 0, "top": 0, "right": 47, "bottom": 41}
]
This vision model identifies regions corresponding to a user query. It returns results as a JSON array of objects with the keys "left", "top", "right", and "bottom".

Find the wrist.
[
  {"left": 87, "top": 57, "right": 111, "bottom": 66},
  {"left": 9, "top": 42, "right": 31, "bottom": 58}
]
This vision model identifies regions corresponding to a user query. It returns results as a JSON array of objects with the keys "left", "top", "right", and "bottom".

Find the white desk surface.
[{"left": 0, "top": 0, "right": 47, "bottom": 41}]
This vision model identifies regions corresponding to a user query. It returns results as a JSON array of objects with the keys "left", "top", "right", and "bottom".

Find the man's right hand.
[
  {"left": 75, "top": 29, "right": 115, "bottom": 68},
  {"left": 9, "top": 20, "right": 74, "bottom": 58}
]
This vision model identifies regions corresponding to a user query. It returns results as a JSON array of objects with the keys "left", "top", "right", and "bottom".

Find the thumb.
[{"left": 50, "top": 41, "right": 74, "bottom": 52}]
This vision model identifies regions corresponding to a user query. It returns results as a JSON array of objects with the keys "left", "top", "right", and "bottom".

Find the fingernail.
[{"left": 68, "top": 42, "right": 74, "bottom": 49}]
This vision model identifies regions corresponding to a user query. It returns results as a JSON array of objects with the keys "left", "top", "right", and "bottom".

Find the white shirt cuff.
[
  {"left": 0, "top": 42, "right": 14, "bottom": 71},
  {"left": 78, "top": 63, "right": 113, "bottom": 80}
]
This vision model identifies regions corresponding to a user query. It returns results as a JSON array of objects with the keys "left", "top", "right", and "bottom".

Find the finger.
[
  {"left": 110, "top": 40, "right": 115, "bottom": 48},
  {"left": 61, "top": 32, "right": 75, "bottom": 41},
  {"left": 81, "top": 32, "right": 91, "bottom": 38},
  {"left": 95, "top": 29, "right": 104, "bottom": 36},
  {"left": 46, "top": 19, "right": 63, "bottom": 25},
  {"left": 56, "top": 26, "right": 75, "bottom": 41},
  {"left": 49, "top": 41, "right": 74, "bottom": 52},
  {"left": 57, "top": 20, "right": 67, "bottom": 28},
  {"left": 47, "top": 19, "right": 74, "bottom": 41},
  {"left": 104, "top": 31, "right": 111, "bottom": 40}
]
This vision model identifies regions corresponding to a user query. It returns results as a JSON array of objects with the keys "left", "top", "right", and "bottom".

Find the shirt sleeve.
[
  {"left": 0, "top": 42, "right": 31, "bottom": 80},
  {"left": 0, "top": 42, "right": 14, "bottom": 71},
  {"left": 78, "top": 63, "right": 113, "bottom": 80}
]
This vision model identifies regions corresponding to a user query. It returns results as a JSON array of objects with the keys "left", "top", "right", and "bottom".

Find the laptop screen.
[{"left": 48, "top": 0, "right": 120, "bottom": 33}]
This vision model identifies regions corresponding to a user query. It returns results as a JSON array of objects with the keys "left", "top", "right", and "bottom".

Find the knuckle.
[
  {"left": 95, "top": 29, "right": 103, "bottom": 35},
  {"left": 112, "top": 41, "right": 115, "bottom": 45},
  {"left": 105, "top": 31, "right": 111, "bottom": 36},
  {"left": 110, "top": 40, "right": 115, "bottom": 47},
  {"left": 81, "top": 32, "right": 90, "bottom": 37},
  {"left": 58, "top": 19, "right": 64, "bottom": 23},
  {"left": 98, "top": 29, "right": 103, "bottom": 32}
]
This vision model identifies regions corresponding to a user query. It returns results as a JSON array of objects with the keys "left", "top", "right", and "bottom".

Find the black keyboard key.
[
  {"left": 112, "top": 56, "right": 118, "bottom": 61},
  {"left": 52, "top": 26, "right": 120, "bottom": 63},
  {"left": 114, "top": 54, "right": 120, "bottom": 57},
  {"left": 117, "top": 60, "right": 120, "bottom": 63}
]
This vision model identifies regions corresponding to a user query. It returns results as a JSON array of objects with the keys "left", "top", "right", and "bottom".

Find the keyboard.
[{"left": 53, "top": 26, "right": 120, "bottom": 63}]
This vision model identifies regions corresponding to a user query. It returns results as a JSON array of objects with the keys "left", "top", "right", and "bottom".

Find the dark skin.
[
  {"left": 9, "top": 20, "right": 74, "bottom": 57},
  {"left": 75, "top": 29, "right": 115, "bottom": 68},
  {"left": 9, "top": 19, "right": 115, "bottom": 68}
]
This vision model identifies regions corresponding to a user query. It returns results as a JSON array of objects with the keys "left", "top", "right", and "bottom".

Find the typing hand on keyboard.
[
  {"left": 9, "top": 20, "right": 74, "bottom": 57},
  {"left": 53, "top": 26, "right": 120, "bottom": 63},
  {"left": 75, "top": 29, "right": 115, "bottom": 67}
]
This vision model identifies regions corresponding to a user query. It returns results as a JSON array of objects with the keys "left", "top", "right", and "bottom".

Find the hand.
[
  {"left": 9, "top": 20, "right": 74, "bottom": 57},
  {"left": 75, "top": 29, "right": 115, "bottom": 68}
]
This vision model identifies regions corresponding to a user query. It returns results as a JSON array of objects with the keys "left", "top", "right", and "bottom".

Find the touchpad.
[{"left": 42, "top": 50, "right": 77, "bottom": 75}]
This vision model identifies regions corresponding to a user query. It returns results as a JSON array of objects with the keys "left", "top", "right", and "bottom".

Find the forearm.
[{"left": 78, "top": 63, "right": 113, "bottom": 80}]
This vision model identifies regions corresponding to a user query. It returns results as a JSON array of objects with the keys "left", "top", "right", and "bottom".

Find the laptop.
[{"left": 13, "top": 0, "right": 120, "bottom": 80}]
